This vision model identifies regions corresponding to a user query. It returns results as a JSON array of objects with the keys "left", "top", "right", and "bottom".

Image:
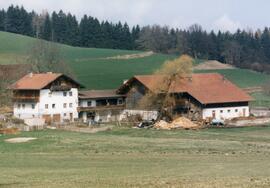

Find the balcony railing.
[
  {"left": 78, "top": 104, "right": 125, "bottom": 112},
  {"left": 12, "top": 96, "right": 39, "bottom": 102}
]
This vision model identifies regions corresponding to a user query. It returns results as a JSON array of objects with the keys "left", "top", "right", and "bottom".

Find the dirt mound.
[
  {"left": 194, "top": 60, "right": 234, "bottom": 70},
  {"left": 5, "top": 137, "right": 36, "bottom": 143},
  {"left": 154, "top": 117, "right": 199, "bottom": 130}
]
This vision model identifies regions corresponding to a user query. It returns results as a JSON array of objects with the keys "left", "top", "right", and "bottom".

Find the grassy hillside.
[
  {"left": 0, "top": 31, "right": 175, "bottom": 89},
  {"left": 0, "top": 31, "right": 269, "bottom": 90},
  {"left": 1, "top": 127, "right": 270, "bottom": 187}
]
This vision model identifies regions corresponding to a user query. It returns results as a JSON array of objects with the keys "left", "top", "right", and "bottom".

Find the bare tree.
[
  {"left": 32, "top": 10, "right": 48, "bottom": 38},
  {"left": 139, "top": 55, "right": 194, "bottom": 120},
  {"left": 27, "top": 39, "right": 74, "bottom": 77}
]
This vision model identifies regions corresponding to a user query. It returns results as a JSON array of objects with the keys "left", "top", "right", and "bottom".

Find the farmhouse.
[
  {"left": 10, "top": 72, "right": 252, "bottom": 124},
  {"left": 9, "top": 72, "right": 83, "bottom": 123},
  {"left": 118, "top": 73, "right": 252, "bottom": 120}
]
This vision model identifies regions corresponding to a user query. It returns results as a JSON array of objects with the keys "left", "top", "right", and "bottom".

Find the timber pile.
[{"left": 154, "top": 117, "right": 199, "bottom": 130}]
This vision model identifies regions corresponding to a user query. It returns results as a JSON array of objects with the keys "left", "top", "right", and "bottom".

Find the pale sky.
[{"left": 0, "top": 0, "right": 270, "bottom": 32}]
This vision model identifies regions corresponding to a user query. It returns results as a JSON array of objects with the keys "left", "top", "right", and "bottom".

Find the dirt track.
[
  {"left": 104, "top": 51, "right": 154, "bottom": 60},
  {"left": 194, "top": 60, "right": 235, "bottom": 70}
]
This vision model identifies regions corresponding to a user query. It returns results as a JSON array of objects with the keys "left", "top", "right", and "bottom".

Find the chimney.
[
  {"left": 29, "top": 72, "right": 33, "bottom": 77},
  {"left": 47, "top": 72, "right": 53, "bottom": 74}
]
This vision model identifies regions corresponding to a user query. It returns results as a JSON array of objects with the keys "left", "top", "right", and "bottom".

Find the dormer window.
[
  {"left": 69, "top": 91, "right": 72, "bottom": 96},
  {"left": 63, "top": 92, "right": 67, "bottom": 97}
]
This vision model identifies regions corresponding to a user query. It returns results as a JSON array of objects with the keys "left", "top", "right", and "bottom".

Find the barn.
[{"left": 117, "top": 73, "right": 253, "bottom": 120}]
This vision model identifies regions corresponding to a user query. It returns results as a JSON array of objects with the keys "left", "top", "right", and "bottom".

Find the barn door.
[
  {"left": 42, "top": 115, "right": 51, "bottom": 124},
  {"left": 52, "top": 114, "right": 61, "bottom": 122}
]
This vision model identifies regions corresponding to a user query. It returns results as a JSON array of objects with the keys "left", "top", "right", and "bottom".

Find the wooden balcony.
[
  {"left": 12, "top": 96, "right": 39, "bottom": 102},
  {"left": 78, "top": 104, "right": 125, "bottom": 112}
]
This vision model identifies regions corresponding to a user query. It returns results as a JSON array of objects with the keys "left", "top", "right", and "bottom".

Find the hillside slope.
[
  {"left": 0, "top": 31, "right": 269, "bottom": 91},
  {"left": 0, "top": 31, "right": 174, "bottom": 89}
]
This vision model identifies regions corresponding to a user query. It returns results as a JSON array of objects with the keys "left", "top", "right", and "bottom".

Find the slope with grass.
[
  {"left": 0, "top": 31, "right": 175, "bottom": 89},
  {"left": 0, "top": 31, "right": 269, "bottom": 90},
  {"left": 1, "top": 127, "right": 270, "bottom": 187}
]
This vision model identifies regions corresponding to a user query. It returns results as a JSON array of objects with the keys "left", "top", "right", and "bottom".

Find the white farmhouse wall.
[
  {"left": 14, "top": 102, "right": 39, "bottom": 119},
  {"left": 39, "top": 88, "right": 79, "bottom": 121},
  {"left": 14, "top": 88, "right": 79, "bottom": 122},
  {"left": 202, "top": 106, "right": 249, "bottom": 120}
]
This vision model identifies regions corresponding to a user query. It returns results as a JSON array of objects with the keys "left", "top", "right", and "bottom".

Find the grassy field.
[
  {"left": 0, "top": 31, "right": 175, "bottom": 89},
  {"left": 1, "top": 127, "right": 270, "bottom": 187}
]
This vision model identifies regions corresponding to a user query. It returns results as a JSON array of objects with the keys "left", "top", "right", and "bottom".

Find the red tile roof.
[
  {"left": 120, "top": 73, "right": 252, "bottom": 105},
  {"left": 9, "top": 73, "right": 82, "bottom": 90}
]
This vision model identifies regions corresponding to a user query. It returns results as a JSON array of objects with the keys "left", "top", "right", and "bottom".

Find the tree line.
[
  {"left": 138, "top": 24, "right": 270, "bottom": 73},
  {"left": 2, "top": 5, "right": 270, "bottom": 72},
  {"left": 0, "top": 5, "right": 140, "bottom": 50}
]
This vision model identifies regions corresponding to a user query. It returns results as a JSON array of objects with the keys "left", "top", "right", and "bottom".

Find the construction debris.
[{"left": 154, "top": 117, "right": 199, "bottom": 130}]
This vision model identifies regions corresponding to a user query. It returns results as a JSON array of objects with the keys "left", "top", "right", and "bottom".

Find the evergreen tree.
[
  {"left": 41, "top": 14, "right": 52, "bottom": 40},
  {"left": 131, "top": 25, "right": 140, "bottom": 49},
  {"left": 66, "top": 14, "right": 79, "bottom": 45},
  {"left": 0, "top": 9, "right": 5, "bottom": 31}
]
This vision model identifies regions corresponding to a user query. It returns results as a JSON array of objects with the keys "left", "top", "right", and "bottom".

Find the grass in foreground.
[{"left": 1, "top": 127, "right": 270, "bottom": 188}]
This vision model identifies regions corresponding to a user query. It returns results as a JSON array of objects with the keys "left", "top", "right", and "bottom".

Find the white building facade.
[
  {"left": 202, "top": 105, "right": 250, "bottom": 120},
  {"left": 10, "top": 73, "right": 82, "bottom": 124},
  {"left": 13, "top": 88, "right": 79, "bottom": 122}
]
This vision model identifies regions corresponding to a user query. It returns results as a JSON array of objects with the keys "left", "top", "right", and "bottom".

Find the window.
[
  {"left": 63, "top": 92, "right": 67, "bottom": 97},
  {"left": 220, "top": 110, "right": 223, "bottom": 113},
  {"left": 52, "top": 104, "right": 56, "bottom": 109},
  {"left": 32, "top": 115, "right": 35, "bottom": 118},
  {"left": 22, "top": 104, "right": 25, "bottom": 109},
  {"left": 64, "top": 113, "right": 67, "bottom": 117},
  {"left": 17, "top": 104, "right": 21, "bottom": 109},
  {"left": 69, "top": 91, "right": 72, "bottom": 96},
  {"left": 69, "top": 103, "right": 73, "bottom": 108},
  {"left": 87, "top": 101, "right": 92, "bottom": 107},
  {"left": 227, "top": 109, "right": 231, "bottom": 113},
  {"left": 118, "top": 99, "right": 123, "bottom": 105},
  {"left": 63, "top": 103, "right": 67, "bottom": 108},
  {"left": 32, "top": 104, "right": 35, "bottom": 109},
  {"left": 235, "top": 109, "right": 238, "bottom": 112}
]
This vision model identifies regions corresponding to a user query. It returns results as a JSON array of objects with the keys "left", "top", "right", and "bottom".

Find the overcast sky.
[{"left": 1, "top": 0, "right": 270, "bottom": 32}]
